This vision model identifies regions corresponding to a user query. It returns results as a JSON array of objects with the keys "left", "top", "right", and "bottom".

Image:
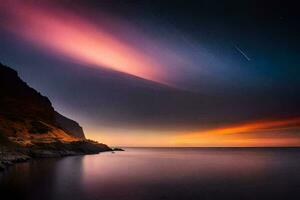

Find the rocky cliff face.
[
  {"left": 55, "top": 112, "right": 86, "bottom": 139},
  {"left": 0, "top": 63, "right": 54, "bottom": 123},
  {"left": 0, "top": 63, "right": 111, "bottom": 158},
  {"left": 0, "top": 63, "right": 87, "bottom": 143}
]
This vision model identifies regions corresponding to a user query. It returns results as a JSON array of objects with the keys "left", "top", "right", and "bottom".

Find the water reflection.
[{"left": 1, "top": 148, "right": 300, "bottom": 200}]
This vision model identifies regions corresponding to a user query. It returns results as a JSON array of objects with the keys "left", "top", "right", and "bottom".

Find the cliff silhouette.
[{"left": 0, "top": 63, "right": 112, "bottom": 170}]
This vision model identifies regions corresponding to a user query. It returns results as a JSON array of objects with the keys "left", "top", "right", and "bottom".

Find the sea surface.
[{"left": 1, "top": 147, "right": 300, "bottom": 200}]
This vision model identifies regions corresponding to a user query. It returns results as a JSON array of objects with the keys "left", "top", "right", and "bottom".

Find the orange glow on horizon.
[
  {"left": 83, "top": 117, "right": 300, "bottom": 147},
  {"left": 172, "top": 117, "right": 300, "bottom": 147}
]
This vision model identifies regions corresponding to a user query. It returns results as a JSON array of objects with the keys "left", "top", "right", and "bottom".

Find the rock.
[
  {"left": 0, "top": 162, "right": 6, "bottom": 171},
  {"left": 0, "top": 63, "right": 113, "bottom": 172},
  {"left": 30, "top": 149, "right": 61, "bottom": 158},
  {"left": 14, "top": 155, "right": 31, "bottom": 162},
  {"left": 0, "top": 63, "right": 92, "bottom": 145},
  {"left": 112, "top": 147, "right": 124, "bottom": 151},
  {"left": 59, "top": 150, "right": 79, "bottom": 156},
  {"left": 0, "top": 63, "right": 55, "bottom": 123},
  {"left": 55, "top": 112, "right": 86, "bottom": 139},
  {"left": 2, "top": 160, "right": 13, "bottom": 166}
]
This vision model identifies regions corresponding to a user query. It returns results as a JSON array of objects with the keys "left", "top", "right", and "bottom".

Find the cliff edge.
[{"left": 0, "top": 63, "right": 112, "bottom": 170}]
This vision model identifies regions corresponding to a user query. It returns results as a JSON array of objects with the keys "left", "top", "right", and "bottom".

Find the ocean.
[{"left": 1, "top": 147, "right": 300, "bottom": 200}]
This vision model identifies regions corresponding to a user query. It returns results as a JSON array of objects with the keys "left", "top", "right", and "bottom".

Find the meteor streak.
[{"left": 234, "top": 45, "right": 251, "bottom": 61}]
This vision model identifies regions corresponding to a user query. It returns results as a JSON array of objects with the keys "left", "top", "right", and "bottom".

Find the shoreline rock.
[
  {"left": 0, "top": 140, "right": 120, "bottom": 171},
  {"left": 112, "top": 147, "right": 125, "bottom": 151},
  {"left": 0, "top": 150, "right": 31, "bottom": 171}
]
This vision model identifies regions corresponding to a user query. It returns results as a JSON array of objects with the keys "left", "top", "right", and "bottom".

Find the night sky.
[{"left": 1, "top": 0, "right": 300, "bottom": 146}]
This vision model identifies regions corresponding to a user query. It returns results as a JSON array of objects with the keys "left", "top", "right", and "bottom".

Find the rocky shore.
[
  {"left": 0, "top": 150, "right": 30, "bottom": 171},
  {"left": 0, "top": 140, "right": 115, "bottom": 171}
]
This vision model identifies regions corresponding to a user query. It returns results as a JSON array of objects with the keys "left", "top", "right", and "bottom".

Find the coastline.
[
  {"left": 0, "top": 141, "right": 124, "bottom": 171},
  {"left": 0, "top": 63, "right": 124, "bottom": 172}
]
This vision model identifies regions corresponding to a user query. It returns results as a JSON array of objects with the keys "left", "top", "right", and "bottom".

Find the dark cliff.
[
  {"left": 0, "top": 63, "right": 87, "bottom": 141},
  {"left": 0, "top": 63, "right": 111, "bottom": 167},
  {"left": 55, "top": 111, "right": 86, "bottom": 139},
  {"left": 0, "top": 63, "right": 54, "bottom": 123}
]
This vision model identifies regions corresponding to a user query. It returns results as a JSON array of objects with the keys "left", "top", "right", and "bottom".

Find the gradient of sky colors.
[
  {"left": 0, "top": 0, "right": 299, "bottom": 146},
  {"left": 1, "top": 1, "right": 168, "bottom": 83}
]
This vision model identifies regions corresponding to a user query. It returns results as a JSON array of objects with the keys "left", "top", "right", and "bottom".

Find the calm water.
[{"left": 1, "top": 148, "right": 300, "bottom": 200}]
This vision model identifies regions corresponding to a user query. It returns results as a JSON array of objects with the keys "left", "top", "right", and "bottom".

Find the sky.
[{"left": 0, "top": 0, "right": 300, "bottom": 147}]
